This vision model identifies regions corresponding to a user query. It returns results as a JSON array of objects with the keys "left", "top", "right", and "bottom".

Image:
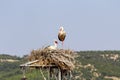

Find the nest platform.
[
  {"left": 27, "top": 48, "right": 75, "bottom": 70},
  {"left": 20, "top": 48, "right": 76, "bottom": 80}
]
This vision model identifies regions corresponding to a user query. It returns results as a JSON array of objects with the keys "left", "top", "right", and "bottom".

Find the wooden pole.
[
  {"left": 58, "top": 68, "right": 61, "bottom": 80},
  {"left": 48, "top": 67, "right": 50, "bottom": 80},
  {"left": 40, "top": 68, "right": 46, "bottom": 80},
  {"left": 69, "top": 71, "right": 72, "bottom": 80}
]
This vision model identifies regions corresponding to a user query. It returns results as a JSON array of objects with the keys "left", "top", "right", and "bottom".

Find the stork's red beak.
[{"left": 60, "top": 28, "right": 62, "bottom": 31}]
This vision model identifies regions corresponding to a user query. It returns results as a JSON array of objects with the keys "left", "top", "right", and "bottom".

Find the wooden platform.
[
  {"left": 20, "top": 60, "right": 58, "bottom": 69},
  {"left": 20, "top": 60, "right": 72, "bottom": 80}
]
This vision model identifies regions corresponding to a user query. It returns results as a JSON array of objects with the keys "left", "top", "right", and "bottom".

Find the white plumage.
[{"left": 46, "top": 40, "right": 58, "bottom": 50}]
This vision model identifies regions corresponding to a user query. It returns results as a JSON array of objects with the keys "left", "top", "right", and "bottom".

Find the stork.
[
  {"left": 46, "top": 40, "right": 58, "bottom": 50},
  {"left": 58, "top": 26, "right": 66, "bottom": 46}
]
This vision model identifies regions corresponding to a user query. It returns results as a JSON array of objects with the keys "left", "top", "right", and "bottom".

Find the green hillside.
[
  {"left": 0, "top": 51, "right": 120, "bottom": 80},
  {"left": 73, "top": 51, "right": 120, "bottom": 80}
]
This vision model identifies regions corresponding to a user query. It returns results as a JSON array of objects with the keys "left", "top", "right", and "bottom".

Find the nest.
[{"left": 28, "top": 48, "right": 76, "bottom": 70}]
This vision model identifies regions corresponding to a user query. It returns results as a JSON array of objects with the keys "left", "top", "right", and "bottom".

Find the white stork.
[
  {"left": 58, "top": 26, "right": 66, "bottom": 46},
  {"left": 46, "top": 40, "right": 58, "bottom": 50}
]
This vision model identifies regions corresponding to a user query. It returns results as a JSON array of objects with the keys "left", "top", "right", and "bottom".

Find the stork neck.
[{"left": 54, "top": 43, "right": 57, "bottom": 47}]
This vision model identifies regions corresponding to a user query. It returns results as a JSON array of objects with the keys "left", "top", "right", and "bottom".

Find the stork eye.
[{"left": 55, "top": 41, "right": 58, "bottom": 44}]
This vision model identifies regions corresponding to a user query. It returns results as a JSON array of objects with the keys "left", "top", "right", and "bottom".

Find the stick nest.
[{"left": 28, "top": 48, "right": 76, "bottom": 70}]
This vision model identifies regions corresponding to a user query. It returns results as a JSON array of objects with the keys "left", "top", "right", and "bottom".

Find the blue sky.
[{"left": 0, "top": 0, "right": 120, "bottom": 56}]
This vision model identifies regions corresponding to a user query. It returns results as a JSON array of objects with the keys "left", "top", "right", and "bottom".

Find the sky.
[{"left": 0, "top": 0, "right": 120, "bottom": 56}]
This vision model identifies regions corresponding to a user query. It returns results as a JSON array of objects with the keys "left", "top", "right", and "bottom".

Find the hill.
[
  {"left": 0, "top": 54, "right": 27, "bottom": 80},
  {"left": 0, "top": 51, "right": 120, "bottom": 80},
  {"left": 73, "top": 51, "right": 120, "bottom": 80}
]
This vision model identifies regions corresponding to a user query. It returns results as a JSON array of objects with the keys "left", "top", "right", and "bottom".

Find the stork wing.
[{"left": 58, "top": 31, "right": 66, "bottom": 41}]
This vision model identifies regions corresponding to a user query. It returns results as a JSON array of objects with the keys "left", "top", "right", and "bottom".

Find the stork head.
[
  {"left": 59, "top": 26, "right": 64, "bottom": 31},
  {"left": 54, "top": 40, "right": 58, "bottom": 44}
]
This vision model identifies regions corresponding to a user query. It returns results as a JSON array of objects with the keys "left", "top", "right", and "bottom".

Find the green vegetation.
[
  {"left": 73, "top": 51, "right": 120, "bottom": 80},
  {"left": 0, "top": 54, "right": 21, "bottom": 60},
  {"left": 0, "top": 51, "right": 120, "bottom": 80}
]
